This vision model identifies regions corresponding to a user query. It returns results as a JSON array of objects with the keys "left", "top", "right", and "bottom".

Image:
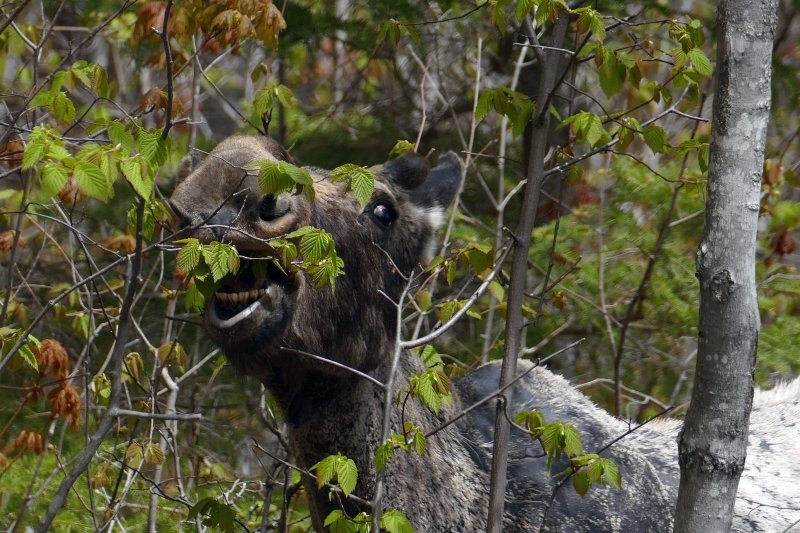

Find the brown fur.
[{"left": 171, "top": 136, "right": 800, "bottom": 532}]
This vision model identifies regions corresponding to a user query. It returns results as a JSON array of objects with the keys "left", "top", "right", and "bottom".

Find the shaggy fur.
[{"left": 171, "top": 135, "right": 800, "bottom": 532}]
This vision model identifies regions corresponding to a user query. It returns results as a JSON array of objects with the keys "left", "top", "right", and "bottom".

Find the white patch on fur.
[
  {"left": 412, "top": 205, "right": 446, "bottom": 264},
  {"left": 752, "top": 376, "right": 800, "bottom": 406}
]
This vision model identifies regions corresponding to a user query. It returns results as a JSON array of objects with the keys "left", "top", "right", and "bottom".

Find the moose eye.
[{"left": 371, "top": 203, "right": 396, "bottom": 227}]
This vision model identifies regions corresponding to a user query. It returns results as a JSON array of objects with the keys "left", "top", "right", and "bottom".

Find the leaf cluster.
[{"left": 515, "top": 410, "right": 621, "bottom": 496}]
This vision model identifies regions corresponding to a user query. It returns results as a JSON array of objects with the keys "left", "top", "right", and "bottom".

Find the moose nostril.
[{"left": 258, "top": 194, "right": 289, "bottom": 221}]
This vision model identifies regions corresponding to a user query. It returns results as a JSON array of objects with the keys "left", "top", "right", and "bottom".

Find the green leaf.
[
  {"left": 601, "top": 458, "right": 622, "bottom": 489},
  {"left": 687, "top": 47, "right": 713, "bottom": 77},
  {"left": 562, "top": 424, "right": 583, "bottom": 456},
  {"left": 201, "top": 242, "right": 239, "bottom": 282},
  {"left": 75, "top": 161, "right": 113, "bottom": 201},
  {"left": 475, "top": 90, "right": 494, "bottom": 123},
  {"left": 418, "top": 344, "right": 443, "bottom": 368},
  {"left": 389, "top": 140, "right": 415, "bottom": 159},
  {"left": 572, "top": 469, "right": 590, "bottom": 496},
  {"left": 375, "top": 442, "right": 395, "bottom": 472},
  {"left": 311, "top": 455, "right": 338, "bottom": 488},
  {"left": 642, "top": 124, "right": 668, "bottom": 154},
  {"left": 52, "top": 91, "right": 76, "bottom": 124},
  {"left": 331, "top": 163, "right": 375, "bottom": 207},
  {"left": 90, "top": 64, "right": 109, "bottom": 97},
  {"left": 22, "top": 140, "right": 47, "bottom": 170},
  {"left": 416, "top": 289, "right": 432, "bottom": 311},
  {"left": 120, "top": 156, "right": 152, "bottom": 199},
  {"left": 19, "top": 343, "right": 38, "bottom": 372},
  {"left": 108, "top": 121, "right": 134, "bottom": 153},
  {"left": 336, "top": 456, "right": 358, "bottom": 496},
  {"left": 381, "top": 510, "right": 414, "bottom": 533},
  {"left": 598, "top": 53, "right": 626, "bottom": 97},
  {"left": 41, "top": 163, "right": 69, "bottom": 197},
  {"left": 176, "top": 238, "right": 202, "bottom": 274},
  {"left": 136, "top": 129, "right": 168, "bottom": 166}
]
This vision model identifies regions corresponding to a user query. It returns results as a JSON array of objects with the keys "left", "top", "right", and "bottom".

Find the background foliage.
[{"left": 0, "top": 0, "right": 798, "bottom": 530}]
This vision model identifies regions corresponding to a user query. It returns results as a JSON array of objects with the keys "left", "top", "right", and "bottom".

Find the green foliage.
[
  {"left": 388, "top": 140, "right": 416, "bottom": 159},
  {"left": 254, "top": 82, "right": 298, "bottom": 115},
  {"left": 285, "top": 226, "right": 345, "bottom": 289},
  {"left": 331, "top": 163, "right": 376, "bottom": 207},
  {"left": 188, "top": 497, "right": 238, "bottom": 533},
  {"left": 255, "top": 159, "right": 315, "bottom": 202},
  {"left": 476, "top": 87, "right": 535, "bottom": 137},
  {"left": 311, "top": 453, "right": 358, "bottom": 497},
  {"left": 323, "top": 508, "right": 414, "bottom": 533},
  {"left": 515, "top": 409, "right": 622, "bottom": 496}
]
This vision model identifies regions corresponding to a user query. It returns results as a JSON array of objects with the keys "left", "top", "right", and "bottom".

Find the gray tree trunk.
[{"left": 673, "top": 2, "right": 777, "bottom": 532}]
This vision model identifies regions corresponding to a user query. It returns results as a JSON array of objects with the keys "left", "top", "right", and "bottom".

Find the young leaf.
[
  {"left": 176, "top": 238, "right": 202, "bottom": 274},
  {"left": 331, "top": 163, "right": 375, "bottom": 207},
  {"left": 336, "top": 456, "right": 358, "bottom": 496},
  {"left": 572, "top": 469, "right": 591, "bottom": 496},
  {"left": 642, "top": 124, "right": 668, "bottom": 154},
  {"left": 601, "top": 458, "right": 622, "bottom": 489},
  {"left": 41, "top": 163, "right": 69, "bottom": 197},
  {"left": 52, "top": 91, "right": 76, "bottom": 124},
  {"left": 687, "top": 47, "right": 713, "bottom": 77},
  {"left": 389, "top": 140, "right": 415, "bottom": 159},
  {"left": 74, "top": 161, "right": 112, "bottom": 201},
  {"left": 120, "top": 156, "right": 152, "bottom": 199},
  {"left": 108, "top": 121, "right": 134, "bottom": 153},
  {"left": 136, "top": 129, "right": 168, "bottom": 166},
  {"left": 380, "top": 510, "right": 414, "bottom": 533}
]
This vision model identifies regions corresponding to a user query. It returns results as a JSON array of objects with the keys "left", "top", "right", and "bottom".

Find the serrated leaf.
[
  {"left": 311, "top": 455, "right": 338, "bottom": 488},
  {"left": 331, "top": 164, "right": 375, "bottom": 207},
  {"left": 144, "top": 441, "right": 165, "bottom": 465},
  {"left": 475, "top": 90, "right": 494, "bottom": 123},
  {"left": 418, "top": 344, "right": 442, "bottom": 368},
  {"left": 687, "top": 47, "right": 713, "bottom": 77},
  {"left": 642, "top": 124, "right": 668, "bottom": 154},
  {"left": 52, "top": 91, "right": 76, "bottom": 124},
  {"left": 136, "top": 129, "right": 168, "bottom": 166},
  {"left": 336, "top": 457, "right": 358, "bottom": 496},
  {"left": 120, "top": 156, "right": 152, "bottom": 199},
  {"left": 19, "top": 344, "right": 38, "bottom": 372},
  {"left": 176, "top": 239, "right": 201, "bottom": 274},
  {"left": 601, "top": 459, "right": 622, "bottom": 489},
  {"left": 381, "top": 510, "right": 414, "bottom": 533},
  {"left": 75, "top": 161, "right": 112, "bottom": 201},
  {"left": 108, "top": 121, "right": 134, "bottom": 153},
  {"left": 22, "top": 140, "right": 47, "bottom": 170},
  {"left": 375, "top": 442, "right": 394, "bottom": 472},
  {"left": 202, "top": 242, "right": 239, "bottom": 282},
  {"left": 41, "top": 163, "right": 69, "bottom": 197},
  {"left": 599, "top": 55, "right": 626, "bottom": 98},
  {"left": 572, "top": 469, "right": 590, "bottom": 496},
  {"left": 126, "top": 442, "right": 144, "bottom": 463},
  {"left": 562, "top": 424, "right": 583, "bottom": 456}
]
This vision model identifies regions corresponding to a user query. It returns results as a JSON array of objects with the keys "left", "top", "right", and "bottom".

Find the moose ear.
[
  {"left": 409, "top": 152, "right": 463, "bottom": 208},
  {"left": 177, "top": 151, "right": 202, "bottom": 184},
  {"left": 381, "top": 152, "right": 430, "bottom": 190}
]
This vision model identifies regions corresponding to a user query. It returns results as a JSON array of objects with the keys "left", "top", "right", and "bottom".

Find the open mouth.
[{"left": 207, "top": 258, "right": 291, "bottom": 328}]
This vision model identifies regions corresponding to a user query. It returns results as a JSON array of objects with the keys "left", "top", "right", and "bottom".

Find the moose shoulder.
[{"left": 170, "top": 135, "right": 800, "bottom": 532}]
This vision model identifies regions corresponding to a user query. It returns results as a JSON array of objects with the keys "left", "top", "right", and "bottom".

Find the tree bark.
[
  {"left": 486, "top": 11, "right": 569, "bottom": 532},
  {"left": 674, "top": 2, "right": 777, "bottom": 532}
]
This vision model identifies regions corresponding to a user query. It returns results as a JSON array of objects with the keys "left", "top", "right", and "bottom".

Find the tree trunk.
[
  {"left": 486, "top": 11, "right": 569, "bottom": 532},
  {"left": 674, "top": 2, "right": 777, "bottom": 532}
]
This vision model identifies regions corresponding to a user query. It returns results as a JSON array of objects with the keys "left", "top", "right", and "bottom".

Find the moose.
[{"left": 170, "top": 135, "right": 800, "bottom": 532}]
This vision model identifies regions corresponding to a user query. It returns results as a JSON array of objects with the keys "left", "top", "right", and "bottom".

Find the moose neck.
[{"left": 262, "top": 343, "right": 486, "bottom": 530}]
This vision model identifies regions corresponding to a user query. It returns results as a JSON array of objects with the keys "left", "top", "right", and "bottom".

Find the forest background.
[{"left": 0, "top": 0, "right": 798, "bottom": 531}]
